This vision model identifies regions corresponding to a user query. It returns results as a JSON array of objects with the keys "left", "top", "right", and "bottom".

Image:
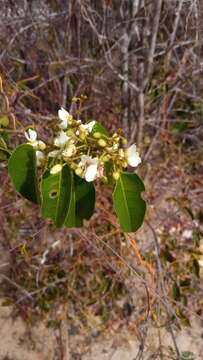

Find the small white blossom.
[
  {"left": 36, "top": 150, "right": 45, "bottom": 167},
  {"left": 25, "top": 128, "right": 46, "bottom": 150},
  {"left": 25, "top": 128, "right": 37, "bottom": 142},
  {"left": 54, "top": 131, "right": 69, "bottom": 147},
  {"left": 62, "top": 144, "right": 76, "bottom": 158},
  {"left": 82, "top": 121, "right": 96, "bottom": 133},
  {"left": 79, "top": 155, "right": 98, "bottom": 182},
  {"left": 58, "top": 107, "right": 72, "bottom": 129},
  {"left": 50, "top": 164, "right": 62, "bottom": 175},
  {"left": 85, "top": 163, "right": 98, "bottom": 182},
  {"left": 126, "top": 144, "right": 141, "bottom": 167}
]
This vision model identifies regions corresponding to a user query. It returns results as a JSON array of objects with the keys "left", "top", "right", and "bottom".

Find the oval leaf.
[
  {"left": 8, "top": 144, "right": 39, "bottom": 203},
  {"left": 74, "top": 175, "right": 95, "bottom": 226},
  {"left": 113, "top": 172, "right": 146, "bottom": 232},
  {"left": 41, "top": 165, "right": 75, "bottom": 227}
]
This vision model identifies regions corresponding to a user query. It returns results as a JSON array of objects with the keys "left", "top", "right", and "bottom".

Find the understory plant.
[{"left": 4, "top": 104, "right": 146, "bottom": 232}]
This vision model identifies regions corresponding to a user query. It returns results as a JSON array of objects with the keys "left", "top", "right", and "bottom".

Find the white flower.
[
  {"left": 85, "top": 162, "right": 98, "bottom": 182},
  {"left": 126, "top": 144, "right": 141, "bottom": 167},
  {"left": 25, "top": 128, "right": 46, "bottom": 150},
  {"left": 83, "top": 121, "right": 96, "bottom": 133},
  {"left": 58, "top": 107, "right": 72, "bottom": 129},
  {"left": 79, "top": 155, "right": 98, "bottom": 182},
  {"left": 25, "top": 128, "right": 38, "bottom": 147},
  {"left": 25, "top": 128, "right": 37, "bottom": 142},
  {"left": 54, "top": 131, "right": 69, "bottom": 147},
  {"left": 78, "top": 121, "right": 96, "bottom": 135},
  {"left": 62, "top": 144, "right": 76, "bottom": 158},
  {"left": 50, "top": 164, "right": 62, "bottom": 175},
  {"left": 36, "top": 150, "right": 45, "bottom": 167}
]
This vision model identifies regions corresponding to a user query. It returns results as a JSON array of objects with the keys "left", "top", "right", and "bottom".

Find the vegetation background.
[{"left": 0, "top": 1, "right": 203, "bottom": 359}]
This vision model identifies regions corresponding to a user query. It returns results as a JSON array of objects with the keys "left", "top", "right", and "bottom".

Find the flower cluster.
[{"left": 24, "top": 107, "right": 141, "bottom": 182}]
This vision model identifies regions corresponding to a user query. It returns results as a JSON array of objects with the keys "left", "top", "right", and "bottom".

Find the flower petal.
[
  {"left": 54, "top": 131, "right": 69, "bottom": 147},
  {"left": 84, "top": 163, "right": 98, "bottom": 182},
  {"left": 58, "top": 108, "right": 69, "bottom": 121},
  {"left": 25, "top": 128, "right": 37, "bottom": 142},
  {"left": 62, "top": 144, "right": 76, "bottom": 157},
  {"left": 80, "top": 155, "right": 92, "bottom": 163},
  {"left": 81, "top": 121, "right": 96, "bottom": 133},
  {"left": 58, "top": 108, "right": 71, "bottom": 129},
  {"left": 87, "top": 120, "right": 96, "bottom": 132},
  {"left": 127, "top": 144, "right": 141, "bottom": 167}
]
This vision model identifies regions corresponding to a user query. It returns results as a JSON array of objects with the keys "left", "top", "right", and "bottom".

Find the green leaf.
[
  {"left": 8, "top": 144, "right": 39, "bottom": 203},
  {"left": 64, "top": 189, "right": 76, "bottom": 227},
  {"left": 41, "top": 165, "right": 75, "bottom": 227},
  {"left": 74, "top": 175, "right": 95, "bottom": 226},
  {"left": 64, "top": 173, "right": 76, "bottom": 228},
  {"left": 91, "top": 121, "right": 109, "bottom": 137},
  {"left": 113, "top": 172, "right": 146, "bottom": 232}
]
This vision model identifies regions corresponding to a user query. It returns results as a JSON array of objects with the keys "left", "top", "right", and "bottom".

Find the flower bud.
[
  {"left": 50, "top": 164, "right": 62, "bottom": 175},
  {"left": 101, "top": 176, "right": 108, "bottom": 183},
  {"left": 102, "top": 154, "right": 110, "bottom": 162},
  {"left": 93, "top": 132, "right": 101, "bottom": 139},
  {"left": 38, "top": 140, "right": 46, "bottom": 151},
  {"left": 67, "top": 128, "right": 74, "bottom": 136},
  {"left": 79, "top": 132, "right": 86, "bottom": 140},
  {"left": 75, "top": 167, "right": 83, "bottom": 176},
  {"left": 122, "top": 138, "right": 127, "bottom": 145},
  {"left": 113, "top": 171, "right": 120, "bottom": 181},
  {"left": 122, "top": 160, "right": 128, "bottom": 168},
  {"left": 98, "top": 139, "right": 107, "bottom": 147}
]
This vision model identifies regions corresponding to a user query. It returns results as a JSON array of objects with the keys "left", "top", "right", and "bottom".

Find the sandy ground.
[{"left": 0, "top": 299, "right": 202, "bottom": 360}]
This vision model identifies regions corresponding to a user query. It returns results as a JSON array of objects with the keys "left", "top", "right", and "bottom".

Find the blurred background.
[{"left": 0, "top": 1, "right": 203, "bottom": 359}]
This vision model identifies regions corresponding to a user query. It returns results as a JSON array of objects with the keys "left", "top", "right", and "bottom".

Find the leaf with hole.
[
  {"left": 41, "top": 165, "right": 75, "bottom": 227},
  {"left": 74, "top": 175, "right": 95, "bottom": 226}
]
